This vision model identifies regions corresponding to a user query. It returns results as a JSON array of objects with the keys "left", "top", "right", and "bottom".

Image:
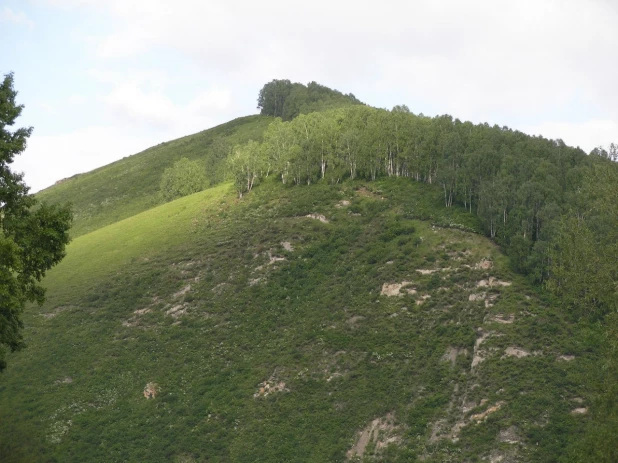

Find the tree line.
[
  {"left": 228, "top": 104, "right": 596, "bottom": 282},
  {"left": 257, "top": 79, "right": 363, "bottom": 121}
]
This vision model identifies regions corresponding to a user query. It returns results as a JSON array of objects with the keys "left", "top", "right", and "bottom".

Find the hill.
[
  {"left": 36, "top": 115, "right": 273, "bottom": 238},
  {"left": 0, "top": 177, "right": 595, "bottom": 462}
]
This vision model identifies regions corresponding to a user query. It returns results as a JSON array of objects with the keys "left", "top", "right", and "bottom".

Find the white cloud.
[
  {"left": 1, "top": 6, "right": 34, "bottom": 28},
  {"left": 523, "top": 120, "right": 618, "bottom": 153},
  {"left": 24, "top": 0, "right": 617, "bottom": 193},
  {"left": 13, "top": 126, "right": 156, "bottom": 192},
  {"left": 88, "top": 67, "right": 234, "bottom": 131}
]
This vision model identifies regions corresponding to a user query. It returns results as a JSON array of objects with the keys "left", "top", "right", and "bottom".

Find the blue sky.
[{"left": 2, "top": 0, "right": 617, "bottom": 192}]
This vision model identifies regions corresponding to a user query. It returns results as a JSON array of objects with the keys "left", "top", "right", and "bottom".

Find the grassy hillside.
[
  {"left": 0, "top": 177, "right": 596, "bottom": 462},
  {"left": 36, "top": 115, "right": 273, "bottom": 238}
]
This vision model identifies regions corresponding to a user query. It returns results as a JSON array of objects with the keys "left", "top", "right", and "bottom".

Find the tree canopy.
[
  {"left": 0, "top": 73, "right": 72, "bottom": 371},
  {"left": 159, "top": 157, "right": 208, "bottom": 201},
  {"left": 257, "top": 79, "right": 363, "bottom": 121}
]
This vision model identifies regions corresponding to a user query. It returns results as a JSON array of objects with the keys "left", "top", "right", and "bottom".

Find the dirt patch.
[
  {"left": 469, "top": 292, "right": 486, "bottom": 302},
  {"left": 346, "top": 315, "right": 365, "bottom": 326},
  {"left": 249, "top": 278, "right": 262, "bottom": 286},
  {"left": 55, "top": 377, "right": 73, "bottom": 385},
  {"left": 143, "top": 382, "right": 159, "bottom": 399},
  {"left": 499, "top": 426, "right": 520, "bottom": 444},
  {"left": 490, "top": 313, "right": 514, "bottom": 324},
  {"left": 281, "top": 241, "right": 294, "bottom": 251},
  {"left": 166, "top": 304, "right": 187, "bottom": 318},
  {"left": 335, "top": 200, "right": 351, "bottom": 208},
  {"left": 571, "top": 407, "right": 588, "bottom": 415},
  {"left": 471, "top": 401, "right": 505, "bottom": 422},
  {"left": 254, "top": 378, "right": 289, "bottom": 398},
  {"left": 416, "top": 294, "right": 431, "bottom": 305},
  {"left": 558, "top": 354, "right": 576, "bottom": 361},
  {"left": 504, "top": 347, "right": 530, "bottom": 358},
  {"left": 475, "top": 259, "right": 493, "bottom": 270},
  {"left": 477, "top": 277, "right": 512, "bottom": 288},
  {"left": 305, "top": 213, "right": 329, "bottom": 223},
  {"left": 442, "top": 347, "right": 468, "bottom": 365},
  {"left": 346, "top": 412, "right": 400, "bottom": 460},
  {"left": 41, "top": 305, "right": 73, "bottom": 319},
  {"left": 472, "top": 330, "right": 491, "bottom": 369},
  {"left": 416, "top": 268, "right": 438, "bottom": 275},
  {"left": 380, "top": 282, "right": 415, "bottom": 297},
  {"left": 173, "top": 284, "right": 191, "bottom": 298}
]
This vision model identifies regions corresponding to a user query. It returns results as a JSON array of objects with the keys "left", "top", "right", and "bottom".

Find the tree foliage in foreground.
[
  {"left": 159, "top": 157, "right": 208, "bottom": 202},
  {"left": 0, "top": 73, "right": 72, "bottom": 371}
]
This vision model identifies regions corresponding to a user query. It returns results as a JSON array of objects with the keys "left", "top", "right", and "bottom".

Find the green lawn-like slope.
[
  {"left": 36, "top": 115, "right": 273, "bottom": 238},
  {"left": 1, "top": 177, "right": 597, "bottom": 462}
]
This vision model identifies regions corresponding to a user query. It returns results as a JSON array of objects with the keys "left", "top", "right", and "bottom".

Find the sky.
[{"left": 1, "top": 0, "right": 617, "bottom": 192}]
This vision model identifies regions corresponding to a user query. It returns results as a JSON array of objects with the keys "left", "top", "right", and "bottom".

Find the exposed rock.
[
  {"left": 380, "top": 282, "right": 415, "bottom": 297},
  {"left": 491, "top": 313, "right": 514, "bottom": 324},
  {"left": 558, "top": 354, "right": 576, "bottom": 361},
  {"left": 442, "top": 347, "right": 468, "bottom": 365},
  {"left": 571, "top": 407, "right": 588, "bottom": 415},
  {"left": 305, "top": 213, "right": 329, "bottom": 223},
  {"left": 471, "top": 401, "right": 505, "bottom": 422},
  {"left": 477, "top": 277, "right": 512, "bottom": 288},
  {"left": 346, "top": 412, "right": 400, "bottom": 460},
  {"left": 173, "top": 284, "right": 191, "bottom": 298},
  {"left": 254, "top": 379, "right": 289, "bottom": 398},
  {"left": 472, "top": 330, "right": 491, "bottom": 369},
  {"left": 166, "top": 304, "right": 187, "bottom": 318},
  {"left": 143, "top": 382, "right": 159, "bottom": 399},
  {"left": 335, "top": 200, "right": 351, "bottom": 208},
  {"left": 281, "top": 241, "right": 294, "bottom": 251},
  {"left": 475, "top": 259, "right": 493, "bottom": 270},
  {"left": 469, "top": 292, "right": 486, "bottom": 302},
  {"left": 55, "top": 377, "right": 73, "bottom": 385},
  {"left": 504, "top": 347, "right": 530, "bottom": 358},
  {"left": 499, "top": 426, "right": 520, "bottom": 444}
]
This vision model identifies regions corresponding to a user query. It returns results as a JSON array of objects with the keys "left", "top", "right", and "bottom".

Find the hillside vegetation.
[
  {"left": 36, "top": 115, "right": 272, "bottom": 237},
  {"left": 0, "top": 177, "right": 596, "bottom": 462},
  {"left": 5, "top": 79, "right": 618, "bottom": 461}
]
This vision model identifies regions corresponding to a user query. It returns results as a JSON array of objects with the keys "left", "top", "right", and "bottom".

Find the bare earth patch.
[
  {"left": 471, "top": 401, "right": 505, "bottom": 422},
  {"left": 558, "top": 354, "right": 576, "bottom": 361},
  {"left": 490, "top": 313, "right": 514, "bottom": 324},
  {"left": 442, "top": 347, "right": 468, "bottom": 365},
  {"left": 380, "top": 282, "right": 415, "bottom": 297},
  {"left": 166, "top": 304, "right": 187, "bottom": 318},
  {"left": 335, "top": 200, "right": 351, "bottom": 208},
  {"left": 571, "top": 407, "right": 588, "bottom": 415},
  {"left": 254, "top": 379, "right": 289, "bottom": 398},
  {"left": 305, "top": 213, "right": 329, "bottom": 223},
  {"left": 477, "top": 277, "right": 512, "bottom": 288},
  {"left": 173, "top": 284, "right": 191, "bottom": 298},
  {"left": 504, "top": 347, "right": 530, "bottom": 358},
  {"left": 499, "top": 425, "right": 520, "bottom": 444},
  {"left": 143, "top": 382, "right": 159, "bottom": 399},
  {"left": 281, "top": 241, "right": 294, "bottom": 251},
  {"left": 472, "top": 330, "right": 492, "bottom": 369},
  {"left": 475, "top": 258, "right": 493, "bottom": 270},
  {"left": 347, "top": 412, "right": 400, "bottom": 460}
]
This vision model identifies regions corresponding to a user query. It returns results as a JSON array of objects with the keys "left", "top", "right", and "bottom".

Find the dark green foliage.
[
  {"left": 0, "top": 73, "right": 72, "bottom": 371},
  {"left": 233, "top": 106, "right": 592, "bottom": 283},
  {"left": 159, "top": 157, "right": 207, "bottom": 201},
  {"left": 257, "top": 79, "right": 364, "bottom": 120}
]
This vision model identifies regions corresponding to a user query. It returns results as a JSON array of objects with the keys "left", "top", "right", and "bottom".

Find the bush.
[{"left": 160, "top": 158, "right": 207, "bottom": 201}]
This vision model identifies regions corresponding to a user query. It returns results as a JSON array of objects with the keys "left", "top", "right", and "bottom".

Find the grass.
[
  {"left": 0, "top": 177, "right": 597, "bottom": 462},
  {"left": 36, "top": 115, "right": 273, "bottom": 238}
]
